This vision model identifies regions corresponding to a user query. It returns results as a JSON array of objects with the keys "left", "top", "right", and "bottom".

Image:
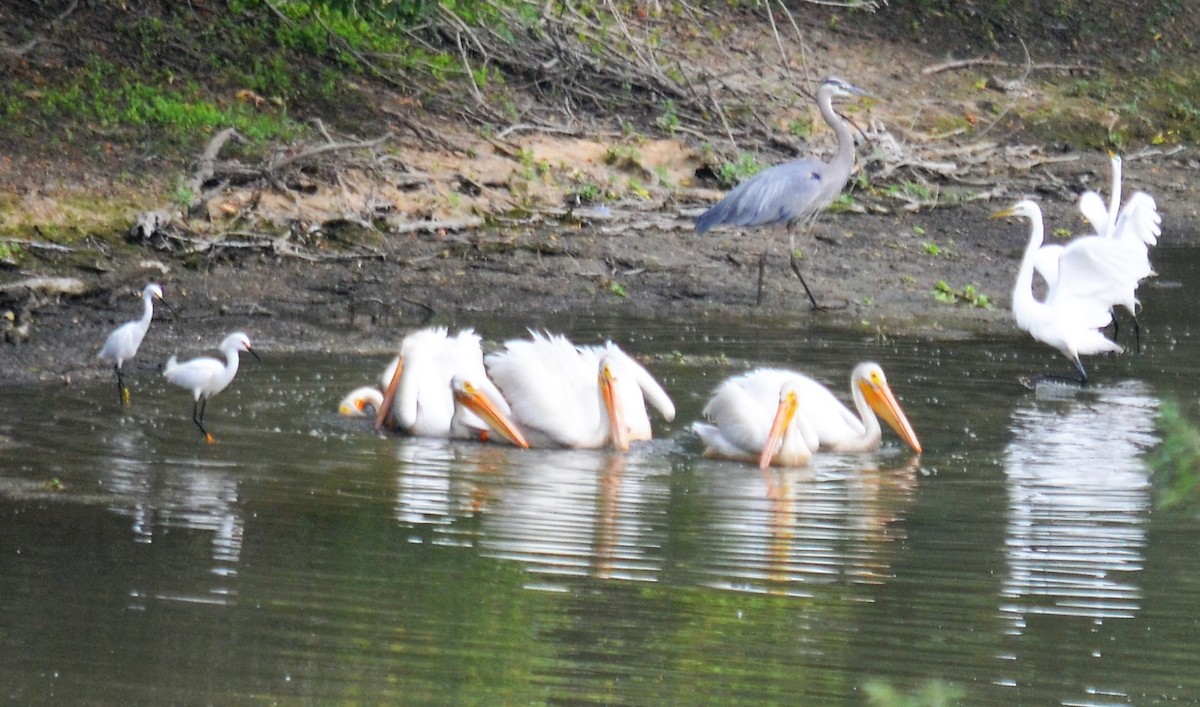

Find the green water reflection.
[{"left": 2, "top": 248, "right": 1200, "bottom": 704}]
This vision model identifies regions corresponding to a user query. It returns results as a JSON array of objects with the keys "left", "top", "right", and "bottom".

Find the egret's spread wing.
[{"left": 1113, "top": 191, "right": 1161, "bottom": 247}]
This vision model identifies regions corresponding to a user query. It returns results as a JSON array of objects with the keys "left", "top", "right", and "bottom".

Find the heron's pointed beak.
[
  {"left": 600, "top": 363, "right": 629, "bottom": 453},
  {"left": 454, "top": 382, "right": 529, "bottom": 449},
  {"left": 375, "top": 356, "right": 404, "bottom": 431},
  {"left": 758, "top": 389, "right": 799, "bottom": 470},
  {"left": 858, "top": 379, "right": 922, "bottom": 454}
]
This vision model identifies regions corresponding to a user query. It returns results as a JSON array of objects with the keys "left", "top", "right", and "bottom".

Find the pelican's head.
[
  {"left": 759, "top": 381, "right": 804, "bottom": 470},
  {"left": 599, "top": 357, "right": 630, "bottom": 453},
  {"left": 452, "top": 376, "right": 529, "bottom": 449},
  {"left": 853, "top": 362, "right": 922, "bottom": 454},
  {"left": 338, "top": 386, "right": 383, "bottom": 417}
]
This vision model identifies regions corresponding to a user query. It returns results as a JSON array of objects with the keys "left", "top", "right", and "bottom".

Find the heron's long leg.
[
  {"left": 755, "top": 248, "right": 769, "bottom": 306},
  {"left": 786, "top": 226, "right": 823, "bottom": 311}
]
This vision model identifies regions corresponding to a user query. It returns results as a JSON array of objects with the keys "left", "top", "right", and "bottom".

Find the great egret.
[
  {"left": 693, "top": 364, "right": 921, "bottom": 468},
  {"left": 163, "top": 331, "right": 261, "bottom": 443},
  {"left": 484, "top": 331, "right": 675, "bottom": 451},
  {"left": 995, "top": 200, "right": 1148, "bottom": 384},
  {"left": 374, "top": 327, "right": 528, "bottom": 448},
  {"left": 96, "top": 283, "right": 172, "bottom": 406},
  {"left": 1073, "top": 153, "right": 1161, "bottom": 350},
  {"left": 695, "top": 76, "right": 876, "bottom": 309}
]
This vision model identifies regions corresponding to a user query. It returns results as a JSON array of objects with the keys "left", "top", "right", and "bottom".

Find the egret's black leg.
[
  {"left": 1132, "top": 314, "right": 1141, "bottom": 354},
  {"left": 192, "top": 398, "right": 213, "bottom": 442},
  {"left": 1072, "top": 356, "right": 1089, "bottom": 385},
  {"left": 113, "top": 365, "right": 130, "bottom": 406}
]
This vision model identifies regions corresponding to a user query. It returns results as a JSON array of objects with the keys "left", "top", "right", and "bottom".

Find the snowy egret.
[
  {"left": 695, "top": 77, "right": 876, "bottom": 308},
  {"left": 484, "top": 331, "right": 675, "bottom": 451},
  {"left": 96, "top": 283, "right": 172, "bottom": 406},
  {"left": 163, "top": 331, "right": 260, "bottom": 443},
  {"left": 693, "top": 364, "right": 921, "bottom": 468}
]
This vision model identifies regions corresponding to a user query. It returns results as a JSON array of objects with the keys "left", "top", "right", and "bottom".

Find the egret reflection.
[{"left": 1001, "top": 381, "right": 1157, "bottom": 633}]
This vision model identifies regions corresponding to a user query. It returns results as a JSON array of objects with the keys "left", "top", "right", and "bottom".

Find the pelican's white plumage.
[
  {"left": 375, "top": 327, "right": 527, "bottom": 447},
  {"left": 693, "top": 369, "right": 818, "bottom": 468},
  {"left": 693, "top": 364, "right": 921, "bottom": 468},
  {"left": 97, "top": 283, "right": 168, "bottom": 405},
  {"left": 485, "top": 331, "right": 675, "bottom": 451},
  {"left": 163, "top": 331, "right": 259, "bottom": 442}
]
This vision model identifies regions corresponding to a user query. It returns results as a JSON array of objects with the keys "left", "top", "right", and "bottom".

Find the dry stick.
[
  {"left": 973, "top": 39, "right": 1035, "bottom": 140},
  {"left": 1, "top": 0, "right": 77, "bottom": 57},
  {"left": 922, "top": 57, "right": 1096, "bottom": 76},
  {"left": 773, "top": 0, "right": 811, "bottom": 85},
  {"left": 268, "top": 133, "right": 392, "bottom": 173},
  {"left": 761, "top": 0, "right": 792, "bottom": 82}
]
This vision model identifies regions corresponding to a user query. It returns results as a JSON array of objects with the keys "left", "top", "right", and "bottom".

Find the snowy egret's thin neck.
[
  {"left": 1012, "top": 205, "right": 1045, "bottom": 316},
  {"left": 1107, "top": 154, "right": 1122, "bottom": 237}
]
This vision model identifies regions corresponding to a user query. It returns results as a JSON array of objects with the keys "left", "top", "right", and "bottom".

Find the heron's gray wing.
[{"left": 695, "top": 158, "right": 826, "bottom": 232}]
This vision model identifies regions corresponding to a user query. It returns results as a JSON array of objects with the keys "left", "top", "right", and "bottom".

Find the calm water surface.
[{"left": 3, "top": 248, "right": 1200, "bottom": 704}]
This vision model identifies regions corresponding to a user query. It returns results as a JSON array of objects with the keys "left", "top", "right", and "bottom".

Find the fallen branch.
[{"left": 923, "top": 56, "right": 1097, "bottom": 76}]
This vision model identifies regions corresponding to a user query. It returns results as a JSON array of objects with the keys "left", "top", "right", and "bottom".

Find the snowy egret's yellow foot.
[
  {"left": 121, "top": 387, "right": 131, "bottom": 407},
  {"left": 204, "top": 432, "right": 216, "bottom": 444}
]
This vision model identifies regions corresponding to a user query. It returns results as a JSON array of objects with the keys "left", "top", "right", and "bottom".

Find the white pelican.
[
  {"left": 484, "top": 331, "right": 676, "bottom": 451},
  {"left": 338, "top": 386, "right": 384, "bottom": 417},
  {"left": 375, "top": 327, "right": 528, "bottom": 448},
  {"left": 693, "top": 372, "right": 817, "bottom": 468},
  {"left": 693, "top": 364, "right": 921, "bottom": 468},
  {"left": 97, "top": 283, "right": 172, "bottom": 406},
  {"left": 337, "top": 356, "right": 398, "bottom": 418},
  {"left": 163, "top": 331, "right": 260, "bottom": 443},
  {"left": 996, "top": 200, "right": 1150, "bottom": 383}
]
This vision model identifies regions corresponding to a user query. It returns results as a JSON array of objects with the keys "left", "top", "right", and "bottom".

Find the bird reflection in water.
[
  {"left": 1000, "top": 381, "right": 1157, "bottom": 634},
  {"left": 706, "top": 456, "right": 919, "bottom": 596}
]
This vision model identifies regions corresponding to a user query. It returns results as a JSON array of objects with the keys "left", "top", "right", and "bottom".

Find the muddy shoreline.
[{"left": 5, "top": 156, "right": 1195, "bottom": 387}]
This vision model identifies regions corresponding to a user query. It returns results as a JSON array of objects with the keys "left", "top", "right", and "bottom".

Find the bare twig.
[{"left": 923, "top": 56, "right": 1097, "bottom": 76}]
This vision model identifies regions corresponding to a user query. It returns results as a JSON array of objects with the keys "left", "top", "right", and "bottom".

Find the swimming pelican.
[
  {"left": 163, "top": 331, "right": 260, "bottom": 443},
  {"left": 337, "top": 356, "right": 398, "bottom": 418},
  {"left": 693, "top": 364, "right": 921, "bottom": 467},
  {"left": 338, "top": 386, "right": 384, "bottom": 417},
  {"left": 996, "top": 200, "right": 1149, "bottom": 384},
  {"left": 96, "top": 283, "right": 172, "bottom": 406},
  {"left": 693, "top": 372, "right": 818, "bottom": 468},
  {"left": 485, "top": 331, "right": 675, "bottom": 451},
  {"left": 374, "top": 327, "right": 528, "bottom": 447}
]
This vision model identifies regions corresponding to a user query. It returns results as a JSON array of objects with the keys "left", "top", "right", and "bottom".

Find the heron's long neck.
[
  {"left": 1013, "top": 214, "right": 1045, "bottom": 315},
  {"left": 819, "top": 88, "right": 857, "bottom": 189}
]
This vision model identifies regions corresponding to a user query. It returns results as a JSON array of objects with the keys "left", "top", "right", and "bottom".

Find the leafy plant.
[
  {"left": 1148, "top": 400, "right": 1200, "bottom": 510},
  {"left": 933, "top": 281, "right": 992, "bottom": 308},
  {"left": 921, "top": 241, "right": 942, "bottom": 256},
  {"left": 717, "top": 153, "right": 765, "bottom": 188}
]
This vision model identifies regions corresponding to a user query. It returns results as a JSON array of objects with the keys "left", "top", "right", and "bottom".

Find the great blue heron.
[
  {"left": 96, "top": 282, "right": 172, "bottom": 406},
  {"left": 995, "top": 200, "right": 1151, "bottom": 385},
  {"left": 695, "top": 76, "right": 876, "bottom": 308}
]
